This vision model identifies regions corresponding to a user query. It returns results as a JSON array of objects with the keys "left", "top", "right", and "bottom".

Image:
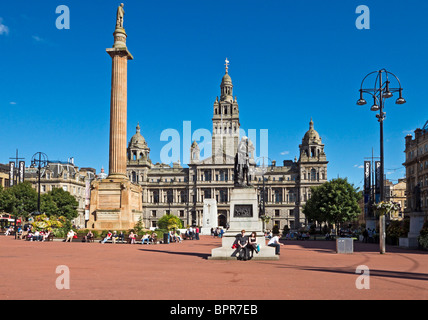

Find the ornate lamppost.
[
  {"left": 31, "top": 152, "right": 48, "bottom": 215},
  {"left": 357, "top": 69, "right": 406, "bottom": 254}
]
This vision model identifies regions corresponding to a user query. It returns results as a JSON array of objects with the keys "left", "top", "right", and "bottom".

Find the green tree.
[
  {"left": 0, "top": 182, "right": 37, "bottom": 218},
  {"left": 157, "top": 214, "right": 183, "bottom": 231},
  {"left": 303, "top": 178, "right": 362, "bottom": 236},
  {"left": 40, "top": 193, "right": 59, "bottom": 216},
  {"left": 47, "top": 188, "right": 79, "bottom": 220}
]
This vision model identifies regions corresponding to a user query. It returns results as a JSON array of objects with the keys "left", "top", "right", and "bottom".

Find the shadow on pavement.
[{"left": 138, "top": 248, "right": 210, "bottom": 259}]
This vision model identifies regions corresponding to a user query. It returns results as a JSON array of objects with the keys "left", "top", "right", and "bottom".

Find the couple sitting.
[{"left": 233, "top": 230, "right": 259, "bottom": 261}]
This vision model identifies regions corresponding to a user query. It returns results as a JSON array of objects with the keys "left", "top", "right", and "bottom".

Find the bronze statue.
[
  {"left": 116, "top": 3, "right": 125, "bottom": 29},
  {"left": 234, "top": 137, "right": 251, "bottom": 187},
  {"left": 414, "top": 183, "right": 421, "bottom": 212}
]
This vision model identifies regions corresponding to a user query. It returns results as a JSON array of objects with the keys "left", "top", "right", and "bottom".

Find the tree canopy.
[
  {"left": 0, "top": 183, "right": 78, "bottom": 221},
  {"left": 303, "top": 178, "right": 362, "bottom": 232},
  {"left": 157, "top": 214, "right": 183, "bottom": 231},
  {"left": 0, "top": 182, "right": 37, "bottom": 217}
]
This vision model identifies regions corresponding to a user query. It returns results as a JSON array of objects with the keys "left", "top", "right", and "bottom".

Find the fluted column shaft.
[{"left": 109, "top": 53, "right": 128, "bottom": 177}]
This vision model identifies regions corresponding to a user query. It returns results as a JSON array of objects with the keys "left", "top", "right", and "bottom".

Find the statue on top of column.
[{"left": 116, "top": 3, "right": 125, "bottom": 29}]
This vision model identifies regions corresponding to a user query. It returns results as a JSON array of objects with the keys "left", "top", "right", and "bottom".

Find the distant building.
[
  {"left": 384, "top": 178, "right": 406, "bottom": 220},
  {"left": 126, "top": 65, "right": 328, "bottom": 231},
  {"left": 0, "top": 164, "right": 10, "bottom": 189},
  {"left": 403, "top": 120, "right": 428, "bottom": 218},
  {"left": 25, "top": 160, "right": 96, "bottom": 228}
]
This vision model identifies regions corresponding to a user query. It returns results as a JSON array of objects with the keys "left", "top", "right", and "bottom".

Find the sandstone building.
[
  {"left": 403, "top": 121, "right": 428, "bottom": 217},
  {"left": 127, "top": 66, "right": 328, "bottom": 231}
]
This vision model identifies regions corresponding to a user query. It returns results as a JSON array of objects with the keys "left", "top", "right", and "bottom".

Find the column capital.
[{"left": 106, "top": 47, "right": 133, "bottom": 60}]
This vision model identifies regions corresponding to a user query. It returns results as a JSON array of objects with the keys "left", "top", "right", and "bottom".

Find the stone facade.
[
  {"left": 403, "top": 121, "right": 428, "bottom": 217},
  {"left": 25, "top": 160, "right": 95, "bottom": 227},
  {"left": 127, "top": 66, "right": 328, "bottom": 232}
]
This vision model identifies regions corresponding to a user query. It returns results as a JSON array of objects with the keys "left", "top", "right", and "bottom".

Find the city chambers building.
[{"left": 125, "top": 65, "right": 328, "bottom": 232}]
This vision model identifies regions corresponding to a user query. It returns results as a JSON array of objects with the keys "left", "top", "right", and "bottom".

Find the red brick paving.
[{"left": 0, "top": 235, "right": 427, "bottom": 300}]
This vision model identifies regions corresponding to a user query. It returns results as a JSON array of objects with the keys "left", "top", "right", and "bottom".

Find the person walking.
[{"left": 195, "top": 226, "right": 200, "bottom": 240}]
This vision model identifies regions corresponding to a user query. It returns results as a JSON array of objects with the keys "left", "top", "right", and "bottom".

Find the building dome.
[
  {"left": 128, "top": 123, "right": 148, "bottom": 149},
  {"left": 222, "top": 72, "right": 232, "bottom": 84},
  {"left": 303, "top": 118, "right": 321, "bottom": 144}
]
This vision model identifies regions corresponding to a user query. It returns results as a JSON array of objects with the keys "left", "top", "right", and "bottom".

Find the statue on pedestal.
[
  {"left": 116, "top": 3, "right": 125, "bottom": 29},
  {"left": 413, "top": 183, "right": 421, "bottom": 212},
  {"left": 234, "top": 137, "right": 251, "bottom": 187}
]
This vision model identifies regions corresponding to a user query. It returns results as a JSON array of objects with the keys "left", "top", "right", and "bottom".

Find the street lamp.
[
  {"left": 254, "top": 157, "right": 273, "bottom": 231},
  {"left": 357, "top": 69, "right": 406, "bottom": 254},
  {"left": 31, "top": 152, "right": 48, "bottom": 214}
]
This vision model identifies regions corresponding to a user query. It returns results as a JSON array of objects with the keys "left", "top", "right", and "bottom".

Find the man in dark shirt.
[{"left": 238, "top": 230, "right": 249, "bottom": 261}]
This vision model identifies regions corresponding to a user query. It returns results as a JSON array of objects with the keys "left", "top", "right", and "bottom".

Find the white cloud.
[
  {"left": 32, "top": 35, "right": 44, "bottom": 42},
  {"left": 9, "top": 102, "right": 17, "bottom": 105},
  {"left": 354, "top": 164, "right": 364, "bottom": 169},
  {"left": 280, "top": 150, "right": 290, "bottom": 155},
  {"left": 0, "top": 18, "right": 9, "bottom": 36}
]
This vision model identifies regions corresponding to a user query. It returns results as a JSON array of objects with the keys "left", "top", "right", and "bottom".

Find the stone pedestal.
[
  {"left": 201, "top": 199, "right": 218, "bottom": 235},
  {"left": 399, "top": 211, "right": 426, "bottom": 248},
  {"left": 209, "top": 187, "right": 278, "bottom": 260},
  {"left": 88, "top": 178, "right": 142, "bottom": 230}
]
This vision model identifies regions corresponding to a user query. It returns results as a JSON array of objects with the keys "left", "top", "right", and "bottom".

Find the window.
[
  {"left": 219, "top": 170, "right": 228, "bottom": 181},
  {"left": 151, "top": 210, "right": 156, "bottom": 217},
  {"left": 274, "top": 189, "right": 282, "bottom": 203},
  {"left": 204, "top": 170, "right": 212, "bottom": 182},
  {"left": 219, "top": 189, "right": 228, "bottom": 203},
  {"left": 180, "top": 190, "right": 188, "bottom": 203},
  {"left": 311, "top": 169, "right": 317, "bottom": 181},
  {"left": 275, "top": 209, "right": 280, "bottom": 217},
  {"left": 153, "top": 190, "right": 159, "bottom": 203}
]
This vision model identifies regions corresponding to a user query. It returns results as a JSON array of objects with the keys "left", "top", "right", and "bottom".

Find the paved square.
[{"left": 0, "top": 236, "right": 427, "bottom": 300}]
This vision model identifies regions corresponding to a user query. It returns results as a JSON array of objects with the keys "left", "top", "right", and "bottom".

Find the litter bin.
[
  {"left": 336, "top": 238, "right": 353, "bottom": 254},
  {"left": 163, "top": 233, "right": 170, "bottom": 244}
]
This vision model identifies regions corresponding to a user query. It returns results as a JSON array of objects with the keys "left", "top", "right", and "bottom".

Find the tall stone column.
[
  {"left": 106, "top": 26, "right": 133, "bottom": 179},
  {"left": 88, "top": 4, "right": 143, "bottom": 231}
]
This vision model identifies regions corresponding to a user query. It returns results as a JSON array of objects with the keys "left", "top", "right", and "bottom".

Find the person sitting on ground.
[
  {"left": 268, "top": 233, "right": 283, "bottom": 255},
  {"left": 101, "top": 231, "right": 113, "bottom": 244}
]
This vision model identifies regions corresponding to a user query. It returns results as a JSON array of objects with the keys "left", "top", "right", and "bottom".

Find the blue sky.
[{"left": 1, "top": 0, "right": 427, "bottom": 189}]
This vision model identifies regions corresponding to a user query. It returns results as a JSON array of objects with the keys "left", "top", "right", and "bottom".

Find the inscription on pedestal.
[{"left": 233, "top": 205, "right": 253, "bottom": 218}]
